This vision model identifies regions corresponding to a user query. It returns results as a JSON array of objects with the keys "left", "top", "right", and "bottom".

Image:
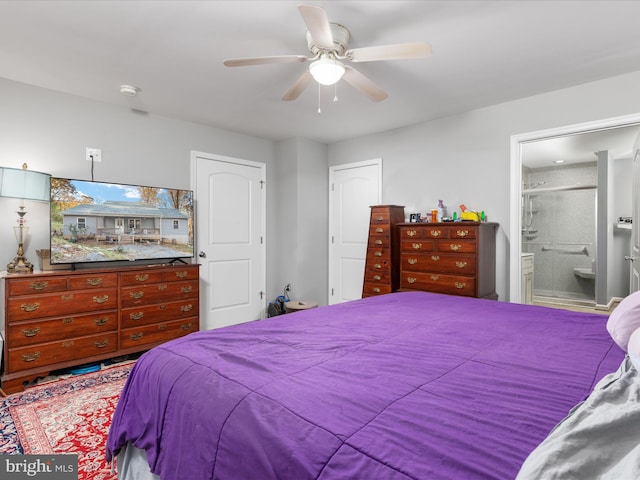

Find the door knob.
[
  {"left": 199, "top": 251, "right": 206, "bottom": 258},
  {"left": 625, "top": 255, "right": 636, "bottom": 261}
]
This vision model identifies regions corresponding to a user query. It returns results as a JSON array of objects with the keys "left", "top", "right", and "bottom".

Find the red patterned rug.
[{"left": 0, "top": 362, "right": 134, "bottom": 480}]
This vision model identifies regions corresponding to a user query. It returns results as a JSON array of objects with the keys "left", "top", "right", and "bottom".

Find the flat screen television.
[{"left": 50, "top": 178, "right": 194, "bottom": 265}]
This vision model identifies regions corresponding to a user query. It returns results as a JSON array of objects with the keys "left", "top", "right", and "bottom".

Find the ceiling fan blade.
[
  {"left": 282, "top": 70, "right": 314, "bottom": 101},
  {"left": 342, "top": 66, "right": 388, "bottom": 102},
  {"left": 346, "top": 42, "right": 432, "bottom": 62},
  {"left": 298, "top": 4, "right": 334, "bottom": 49},
  {"left": 224, "top": 55, "right": 308, "bottom": 67}
]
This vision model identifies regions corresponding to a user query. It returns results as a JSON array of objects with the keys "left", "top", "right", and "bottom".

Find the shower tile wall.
[{"left": 523, "top": 162, "right": 596, "bottom": 301}]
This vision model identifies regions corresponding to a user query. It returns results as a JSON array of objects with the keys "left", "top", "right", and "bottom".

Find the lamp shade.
[
  {"left": 309, "top": 56, "right": 346, "bottom": 86},
  {"left": 0, "top": 166, "right": 51, "bottom": 202}
]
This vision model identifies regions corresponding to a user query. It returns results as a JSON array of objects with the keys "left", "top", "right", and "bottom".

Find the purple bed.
[{"left": 106, "top": 291, "right": 624, "bottom": 479}]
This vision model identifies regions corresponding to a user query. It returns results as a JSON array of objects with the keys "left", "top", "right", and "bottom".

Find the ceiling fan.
[{"left": 223, "top": 4, "right": 432, "bottom": 103}]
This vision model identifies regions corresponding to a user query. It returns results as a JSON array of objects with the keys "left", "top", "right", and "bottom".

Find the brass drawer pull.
[
  {"left": 61, "top": 294, "right": 74, "bottom": 301},
  {"left": 159, "top": 304, "right": 168, "bottom": 310},
  {"left": 158, "top": 284, "right": 168, "bottom": 291},
  {"left": 455, "top": 282, "right": 466, "bottom": 289},
  {"left": 176, "top": 271, "right": 188, "bottom": 278},
  {"left": 135, "top": 274, "right": 149, "bottom": 282},
  {"left": 158, "top": 323, "right": 168, "bottom": 331},
  {"left": 86, "top": 277, "right": 103, "bottom": 286},
  {"left": 373, "top": 287, "right": 381, "bottom": 293},
  {"left": 374, "top": 251, "right": 383, "bottom": 257},
  {"left": 62, "top": 340, "right": 74, "bottom": 348},
  {"left": 407, "top": 277, "right": 417, "bottom": 284},
  {"left": 374, "top": 239, "right": 383, "bottom": 245},
  {"left": 456, "top": 261, "right": 467, "bottom": 268},
  {"left": 374, "top": 263, "right": 382, "bottom": 269},
  {"left": 450, "top": 244, "right": 461, "bottom": 251},
  {"left": 94, "top": 339, "right": 109, "bottom": 348},
  {"left": 22, "top": 351, "right": 40, "bottom": 362},
  {"left": 130, "top": 312, "right": 144, "bottom": 320},
  {"left": 407, "top": 258, "right": 417, "bottom": 265},
  {"left": 94, "top": 317, "right": 109, "bottom": 326},
  {"left": 20, "top": 303, "right": 40, "bottom": 312},
  {"left": 431, "top": 255, "right": 440, "bottom": 261},
  {"left": 375, "top": 227, "right": 384, "bottom": 233},
  {"left": 93, "top": 295, "right": 109, "bottom": 304},
  {"left": 412, "top": 243, "right": 422, "bottom": 250},
  {"left": 181, "top": 286, "right": 193, "bottom": 293},
  {"left": 376, "top": 215, "right": 384, "bottom": 221},
  {"left": 430, "top": 230, "right": 442, "bottom": 237},
  {"left": 456, "top": 230, "right": 470, "bottom": 238},
  {"left": 62, "top": 317, "right": 74, "bottom": 324},
  {"left": 130, "top": 333, "right": 143, "bottom": 341},
  {"left": 431, "top": 275, "right": 440, "bottom": 281},
  {"left": 407, "top": 230, "right": 417, "bottom": 237},
  {"left": 180, "top": 304, "right": 193, "bottom": 312},
  {"left": 30, "top": 281, "right": 48, "bottom": 291},
  {"left": 373, "top": 275, "right": 381, "bottom": 281},
  {"left": 22, "top": 327, "right": 40, "bottom": 337},
  {"left": 130, "top": 291, "right": 144, "bottom": 299},
  {"left": 180, "top": 322, "right": 193, "bottom": 331}
]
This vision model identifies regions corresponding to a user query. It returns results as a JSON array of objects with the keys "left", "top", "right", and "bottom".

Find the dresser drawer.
[
  {"left": 362, "top": 284, "right": 393, "bottom": 296},
  {"left": 400, "top": 227, "right": 424, "bottom": 240},
  {"left": 121, "top": 298, "right": 199, "bottom": 328},
  {"left": 7, "top": 289, "right": 117, "bottom": 321},
  {"left": 162, "top": 267, "right": 199, "bottom": 282},
  {"left": 369, "top": 223, "right": 392, "bottom": 236},
  {"left": 120, "top": 317, "right": 198, "bottom": 349},
  {"left": 401, "top": 272, "right": 476, "bottom": 296},
  {"left": 401, "top": 253, "right": 477, "bottom": 275},
  {"left": 370, "top": 208, "right": 391, "bottom": 224},
  {"left": 368, "top": 236, "right": 390, "bottom": 248},
  {"left": 423, "top": 226, "right": 448, "bottom": 239},
  {"left": 436, "top": 239, "right": 477, "bottom": 254},
  {"left": 120, "top": 270, "right": 164, "bottom": 286},
  {"left": 7, "top": 311, "right": 117, "bottom": 347},
  {"left": 7, "top": 332, "right": 118, "bottom": 373},
  {"left": 364, "top": 268, "right": 391, "bottom": 284},
  {"left": 68, "top": 273, "right": 118, "bottom": 290},
  {"left": 449, "top": 226, "right": 477, "bottom": 239},
  {"left": 7, "top": 277, "right": 68, "bottom": 296},
  {"left": 401, "top": 240, "right": 435, "bottom": 253},
  {"left": 121, "top": 280, "right": 199, "bottom": 307}
]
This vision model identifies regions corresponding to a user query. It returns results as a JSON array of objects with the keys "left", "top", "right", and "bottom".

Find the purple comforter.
[{"left": 106, "top": 291, "right": 623, "bottom": 479}]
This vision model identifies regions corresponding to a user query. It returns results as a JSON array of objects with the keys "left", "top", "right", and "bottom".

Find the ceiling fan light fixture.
[{"left": 309, "top": 55, "right": 345, "bottom": 86}]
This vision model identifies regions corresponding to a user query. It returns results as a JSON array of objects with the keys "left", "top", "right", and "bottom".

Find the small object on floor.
[
  {"left": 285, "top": 300, "right": 318, "bottom": 313},
  {"left": 67, "top": 363, "right": 101, "bottom": 375}
]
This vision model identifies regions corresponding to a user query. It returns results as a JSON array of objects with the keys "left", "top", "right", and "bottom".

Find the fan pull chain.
[
  {"left": 334, "top": 83, "right": 338, "bottom": 102},
  {"left": 317, "top": 84, "right": 322, "bottom": 114}
]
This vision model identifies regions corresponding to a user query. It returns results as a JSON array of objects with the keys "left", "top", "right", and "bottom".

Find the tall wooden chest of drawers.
[
  {"left": 362, "top": 205, "right": 405, "bottom": 297},
  {"left": 397, "top": 222, "right": 498, "bottom": 299},
  {"left": 1, "top": 264, "right": 199, "bottom": 394}
]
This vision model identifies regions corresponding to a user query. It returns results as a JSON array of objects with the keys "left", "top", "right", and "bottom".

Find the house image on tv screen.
[{"left": 60, "top": 201, "right": 189, "bottom": 245}]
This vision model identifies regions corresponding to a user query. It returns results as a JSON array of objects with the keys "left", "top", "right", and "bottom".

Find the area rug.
[{"left": 0, "top": 362, "right": 134, "bottom": 480}]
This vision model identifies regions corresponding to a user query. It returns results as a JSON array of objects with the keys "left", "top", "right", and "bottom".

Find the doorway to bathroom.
[{"left": 511, "top": 116, "right": 640, "bottom": 309}]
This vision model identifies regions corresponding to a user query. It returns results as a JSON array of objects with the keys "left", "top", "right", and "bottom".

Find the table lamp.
[{"left": 0, "top": 164, "right": 51, "bottom": 273}]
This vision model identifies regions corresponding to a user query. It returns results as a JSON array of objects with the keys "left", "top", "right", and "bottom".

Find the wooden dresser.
[
  {"left": 362, "top": 205, "right": 405, "bottom": 298},
  {"left": 1, "top": 263, "right": 199, "bottom": 394},
  {"left": 397, "top": 222, "right": 498, "bottom": 299}
]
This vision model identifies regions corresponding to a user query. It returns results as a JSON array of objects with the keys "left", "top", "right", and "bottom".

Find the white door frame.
[
  {"left": 509, "top": 113, "right": 640, "bottom": 303},
  {"left": 328, "top": 158, "right": 382, "bottom": 304},
  {"left": 190, "top": 150, "right": 267, "bottom": 324}
]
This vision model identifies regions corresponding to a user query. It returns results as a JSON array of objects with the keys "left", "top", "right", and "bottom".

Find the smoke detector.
[{"left": 119, "top": 84, "right": 140, "bottom": 97}]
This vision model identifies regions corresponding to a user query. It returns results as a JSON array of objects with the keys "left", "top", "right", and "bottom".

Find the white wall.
[
  {"left": 0, "top": 78, "right": 280, "bottom": 292},
  {"left": 328, "top": 70, "right": 640, "bottom": 301}
]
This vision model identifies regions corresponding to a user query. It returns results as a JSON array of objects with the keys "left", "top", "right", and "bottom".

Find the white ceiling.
[{"left": 2, "top": 1, "right": 640, "bottom": 145}]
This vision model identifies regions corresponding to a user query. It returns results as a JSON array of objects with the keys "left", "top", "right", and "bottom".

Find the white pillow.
[
  {"left": 607, "top": 291, "right": 640, "bottom": 351},
  {"left": 628, "top": 328, "right": 640, "bottom": 373}
]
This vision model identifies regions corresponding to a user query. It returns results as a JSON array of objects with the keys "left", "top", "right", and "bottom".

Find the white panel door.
[
  {"left": 630, "top": 132, "right": 640, "bottom": 293},
  {"left": 193, "top": 152, "right": 265, "bottom": 330},
  {"left": 329, "top": 159, "right": 381, "bottom": 305}
]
